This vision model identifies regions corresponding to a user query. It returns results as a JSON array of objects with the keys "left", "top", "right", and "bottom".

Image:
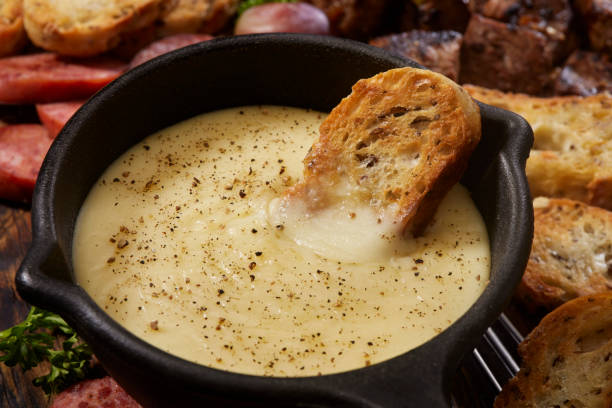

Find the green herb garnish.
[
  {"left": 0, "top": 307, "right": 92, "bottom": 395},
  {"left": 238, "top": 0, "right": 298, "bottom": 15}
]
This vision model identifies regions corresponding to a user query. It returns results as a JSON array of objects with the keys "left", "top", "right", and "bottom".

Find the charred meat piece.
[
  {"left": 554, "top": 50, "right": 612, "bottom": 95},
  {"left": 416, "top": 0, "right": 471, "bottom": 32},
  {"left": 303, "top": 0, "right": 392, "bottom": 39},
  {"left": 574, "top": 0, "right": 612, "bottom": 55},
  {"left": 397, "top": 0, "right": 418, "bottom": 31},
  {"left": 460, "top": 14, "right": 557, "bottom": 94},
  {"left": 370, "top": 30, "right": 462, "bottom": 81},
  {"left": 469, "top": 0, "right": 576, "bottom": 61}
]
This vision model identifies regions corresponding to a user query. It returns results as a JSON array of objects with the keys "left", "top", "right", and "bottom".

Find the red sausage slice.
[
  {"left": 0, "top": 124, "right": 51, "bottom": 203},
  {"left": 36, "top": 100, "right": 84, "bottom": 139},
  {"left": 50, "top": 377, "right": 142, "bottom": 408},
  {"left": 129, "top": 33, "right": 213, "bottom": 68},
  {"left": 0, "top": 53, "right": 126, "bottom": 104}
]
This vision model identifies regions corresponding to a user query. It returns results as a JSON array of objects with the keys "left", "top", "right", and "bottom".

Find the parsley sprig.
[
  {"left": 0, "top": 307, "right": 92, "bottom": 395},
  {"left": 238, "top": 0, "right": 298, "bottom": 15}
]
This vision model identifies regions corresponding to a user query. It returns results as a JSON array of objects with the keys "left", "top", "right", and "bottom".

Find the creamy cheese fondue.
[{"left": 73, "top": 106, "right": 490, "bottom": 377}]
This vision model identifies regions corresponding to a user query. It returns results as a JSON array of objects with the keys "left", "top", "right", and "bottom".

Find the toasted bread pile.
[
  {"left": 465, "top": 85, "right": 612, "bottom": 210},
  {"left": 23, "top": 0, "right": 166, "bottom": 57},
  {"left": 467, "top": 84, "right": 612, "bottom": 407},
  {"left": 284, "top": 67, "right": 481, "bottom": 236},
  {"left": 17, "top": 0, "right": 237, "bottom": 57},
  {"left": 464, "top": 87, "right": 612, "bottom": 310}
]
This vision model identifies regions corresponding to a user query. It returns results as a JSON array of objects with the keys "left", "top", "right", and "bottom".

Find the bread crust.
[
  {"left": 517, "top": 197, "right": 612, "bottom": 311},
  {"left": 286, "top": 67, "right": 481, "bottom": 236},
  {"left": 494, "top": 293, "right": 612, "bottom": 408},
  {"left": 23, "top": 0, "right": 166, "bottom": 56},
  {"left": 156, "top": 0, "right": 210, "bottom": 36},
  {"left": 0, "top": 0, "right": 27, "bottom": 57},
  {"left": 465, "top": 85, "right": 612, "bottom": 210},
  {"left": 199, "top": 0, "right": 238, "bottom": 34}
]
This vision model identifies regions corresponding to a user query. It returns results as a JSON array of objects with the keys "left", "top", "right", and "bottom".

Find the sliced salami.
[
  {"left": 0, "top": 53, "right": 126, "bottom": 104},
  {"left": 50, "top": 377, "right": 142, "bottom": 408},
  {"left": 0, "top": 124, "right": 51, "bottom": 203},
  {"left": 36, "top": 100, "right": 84, "bottom": 139}
]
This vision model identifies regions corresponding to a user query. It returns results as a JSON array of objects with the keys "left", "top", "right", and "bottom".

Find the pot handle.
[{"left": 15, "top": 239, "right": 84, "bottom": 315}]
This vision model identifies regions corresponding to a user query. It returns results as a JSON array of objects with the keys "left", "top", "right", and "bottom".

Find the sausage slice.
[
  {"left": 0, "top": 53, "right": 125, "bottom": 104},
  {"left": 0, "top": 124, "right": 51, "bottom": 203}
]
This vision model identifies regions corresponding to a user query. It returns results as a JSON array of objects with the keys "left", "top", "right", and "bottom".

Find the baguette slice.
[
  {"left": 494, "top": 292, "right": 612, "bottom": 408},
  {"left": 465, "top": 85, "right": 612, "bottom": 210},
  {"left": 23, "top": 0, "right": 167, "bottom": 56},
  {"left": 517, "top": 197, "right": 612, "bottom": 311},
  {"left": 285, "top": 67, "right": 481, "bottom": 236},
  {"left": 0, "top": 0, "right": 27, "bottom": 57}
]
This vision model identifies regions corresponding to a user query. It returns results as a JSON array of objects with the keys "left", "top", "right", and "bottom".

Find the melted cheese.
[
  {"left": 268, "top": 191, "right": 410, "bottom": 263},
  {"left": 73, "top": 106, "right": 490, "bottom": 377}
]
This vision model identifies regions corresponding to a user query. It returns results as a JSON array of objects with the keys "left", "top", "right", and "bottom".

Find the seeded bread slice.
[
  {"left": 465, "top": 85, "right": 612, "bottom": 210},
  {"left": 494, "top": 292, "right": 612, "bottom": 408},
  {"left": 287, "top": 67, "right": 481, "bottom": 236},
  {"left": 0, "top": 0, "right": 27, "bottom": 57},
  {"left": 517, "top": 197, "right": 612, "bottom": 311},
  {"left": 23, "top": 0, "right": 167, "bottom": 56}
]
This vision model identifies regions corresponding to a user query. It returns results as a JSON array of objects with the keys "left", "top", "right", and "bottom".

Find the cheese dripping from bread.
[{"left": 269, "top": 67, "right": 482, "bottom": 263}]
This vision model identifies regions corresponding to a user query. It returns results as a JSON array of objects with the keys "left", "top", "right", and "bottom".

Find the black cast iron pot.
[{"left": 16, "top": 34, "right": 533, "bottom": 407}]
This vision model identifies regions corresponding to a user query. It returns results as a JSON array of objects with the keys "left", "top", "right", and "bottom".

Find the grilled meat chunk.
[
  {"left": 574, "top": 0, "right": 612, "bottom": 56},
  {"left": 415, "top": 0, "right": 470, "bottom": 32},
  {"left": 468, "top": 0, "right": 576, "bottom": 61},
  {"left": 303, "top": 0, "right": 392, "bottom": 39},
  {"left": 460, "top": 14, "right": 557, "bottom": 94},
  {"left": 554, "top": 50, "right": 612, "bottom": 95},
  {"left": 370, "top": 30, "right": 462, "bottom": 81}
]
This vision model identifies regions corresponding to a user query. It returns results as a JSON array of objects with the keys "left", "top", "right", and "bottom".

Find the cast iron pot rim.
[{"left": 17, "top": 34, "right": 533, "bottom": 405}]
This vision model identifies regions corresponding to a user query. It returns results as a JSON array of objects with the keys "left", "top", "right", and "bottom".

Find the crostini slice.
[{"left": 282, "top": 67, "right": 481, "bottom": 237}]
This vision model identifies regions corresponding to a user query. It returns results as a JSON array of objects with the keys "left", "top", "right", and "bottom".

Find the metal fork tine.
[
  {"left": 484, "top": 327, "right": 520, "bottom": 375},
  {"left": 472, "top": 348, "right": 503, "bottom": 393},
  {"left": 498, "top": 313, "right": 524, "bottom": 344},
  {"left": 453, "top": 314, "right": 527, "bottom": 407}
]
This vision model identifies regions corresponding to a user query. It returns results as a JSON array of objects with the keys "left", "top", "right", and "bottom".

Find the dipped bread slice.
[
  {"left": 284, "top": 67, "right": 481, "bottom": 236},
  {"left": 494, "top": 292, "right": 612, "bottom": 408},
  {"left": 23, "top": 0, "right": 167, "bottom": 56},
  {"left": 517, "top": 197, "right": 612, "bottom": 311}
]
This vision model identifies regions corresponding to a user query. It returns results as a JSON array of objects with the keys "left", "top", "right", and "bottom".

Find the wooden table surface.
[{"left": 0, "top": 203, "right": 48, "bottom": 408}]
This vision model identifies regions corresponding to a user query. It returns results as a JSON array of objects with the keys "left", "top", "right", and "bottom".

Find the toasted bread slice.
[
  {"left": 285, "top": 67, "right": 481, "bottom": 236},
  {"left": 465, "top": 85, "right": 612, "bottom": 210},
  {"left": 517, "top": 197, "right": 612, "bottom": 311},
  {"left": 494, "top": 292, "right": 612, "bottom": 408},
  {"left": 156, "top": 0, "right": 210, "bottom": 36},
  {"left": 23, "top": 0, "right": 167, "bottom": 56},
  {"left": 0, "top": 0, "right": 27, "bottom": 57}
]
